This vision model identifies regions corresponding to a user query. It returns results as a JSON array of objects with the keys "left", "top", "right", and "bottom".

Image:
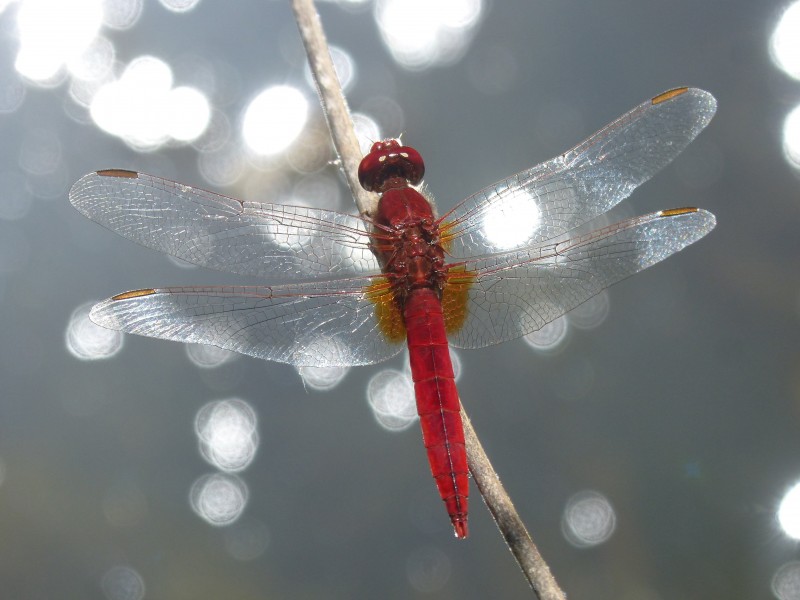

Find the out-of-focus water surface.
[{"left": 1, "top": 0, "right": 798, "bottom": 597}]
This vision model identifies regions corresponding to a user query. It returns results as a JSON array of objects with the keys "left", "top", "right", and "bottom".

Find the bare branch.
[
  {"left": 290, "top": 1, "right": 566, "bottom": 598},
  {"left": 462, "top": 410, "right": 566, "bottom": 599},
  {"left": 290, "top": 0, "right": 378, "bottom": 218}
]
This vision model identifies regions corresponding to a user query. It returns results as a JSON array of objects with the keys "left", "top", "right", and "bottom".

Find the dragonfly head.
[{"left": 358, "top": 139, "right": 425, "bottom": 193}]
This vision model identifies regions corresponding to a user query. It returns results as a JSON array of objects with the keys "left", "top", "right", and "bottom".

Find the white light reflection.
[
  {"left": 100, "top": 565, "right": 145, "bottom": 600},
  {"left": 158, "top": 0, "right": 202, "bottom": 12},
  {"left": 771, "top": 1, "right": 800, "bottom": 80},
  {"left": 90, "top": 56, "right": 211, "bottom": 150},
  {"left": 15, "top": 0, "right": 103, "bottom": 83},
  {"left": 406, "top": 546, "right": 452, "bottom": 593},
  {"left": 561, "top": 490, "right": 616, "bottom": 548},
  {"left": 185, "top": 343, "right": 237, "bottom": 368},
  {"left": 166, "top": 86, "right": 211, "bottom": 141},
  {"left": 68, "top": 76, "right": 104, "bottom": 110},
  {"left": 778, "top": 481, "right": 800, "bottom": 539},
  {"left": 523, "top": 315, "right": 569, "bottom": 352},
  {"left": 367, "top": 369, "right": 417, "bottom": 431},
  {"left": 195, "top": 399, "right": 259, "bottom": 472},
  {"left": 102, "top": 0, "right": 143, "bottom": 30},
  {"left": 298, "top": 365, "right": 349, "bottom": 391},
  {"left": 569, "top": 291, "right": 610, "bottom": 330},
  {"left": 65, "top": 301, "right": 123, "bottom": 360},
  {"left": 223, "top": 517, "right": 270, "bottom": 561},
  {"left": 375, "top": 0, "right": 483, "bottom": 71},
  {"left": 783, "top": 104, "right": 800, "bottom": 170},
  {"left": 481, "top": 190, "right": 541, "bottom": 250},
  {"left": 242, "top": 86, "right": 308, "bottom": 156},
  {"left": 774, "top": 562, "right": 800, "bottom": 600},
  {"left": 190, "top": 473, "right": 248, "bottom": 526},
  {"left": 450, "top": 349, "right": 462, "bottom": 381},
  {"left": 66, "top": 35, "right": 114, "bottom": 82}
]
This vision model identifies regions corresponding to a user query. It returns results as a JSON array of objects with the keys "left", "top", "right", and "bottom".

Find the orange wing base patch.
[
  {"left": 365, "top": 278, "right": 406, "bottom": 343},
  {"left": 442, "top": 265, "right": 476, "bottom": 335},
  {"left": 438, "top": 221, "right": 458, "bottom": 254}
]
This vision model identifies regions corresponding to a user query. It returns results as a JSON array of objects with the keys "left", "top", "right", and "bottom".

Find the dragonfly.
[{"left": 70, "top": 87, "right": 717, "bottom": 539}]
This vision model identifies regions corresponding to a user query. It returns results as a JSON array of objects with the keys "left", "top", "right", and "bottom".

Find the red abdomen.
[{"left": 404, "top": 287, "right": 469, "bottom": 538}]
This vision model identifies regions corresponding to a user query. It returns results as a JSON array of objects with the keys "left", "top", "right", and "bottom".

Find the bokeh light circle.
[
  {"left": 100, "top": 565, "right": 145, "bottom": 600},
  {"left": 185, "top": 343, "right": 237, "bottom": 368},
  {"left": 778, "top": 480, "right": 800, "bottom": 539},
  {"left": 523, "top": 315, "right": 569, "bottom": 352},
  {"left": 242, "top": 86, "right": 308, "bottom": 156},
  {"left": 561, "top": 490, "right": 616, "bottom": 548},
  {"left": 770, "top": 1, "right": 800, "bottom": 80},
  {"left": 782, "top": 104, "right": 800, "bottom": 170},
  {"left": 65, "top": 301, "right": 124, "bottom": 361},
  {"left": 367, "top": 369, "right": 417, "bottom": 431},
  {"left": 773, "top": 561, "right": 800, "bottom": 600},
  {"left": 298, "top": 365, "right": 349, "bottom": 391},
  {"left": 190, "top": 473, "right": 249, "bottom": 526},
  {"left": 195, "top": 398, "right": 259, "bottom": 472}
]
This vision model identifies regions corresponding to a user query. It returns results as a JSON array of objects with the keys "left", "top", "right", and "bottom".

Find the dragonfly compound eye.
[{"left": 358, "top": 139, "right": 425, "bottom": 192}]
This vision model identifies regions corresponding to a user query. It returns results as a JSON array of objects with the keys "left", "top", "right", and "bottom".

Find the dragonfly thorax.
[{"left": 372, "top": 186, "right": 446, "bottom": 298}]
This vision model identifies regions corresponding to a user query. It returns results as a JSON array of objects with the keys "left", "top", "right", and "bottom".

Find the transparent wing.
[
  {"left": 445, "top": 208, "right": 715, "bottom": 349},
  {"left": 69, "top": 170, "right": 380, "bottom": 280},
  {"left": 440, "top": 88, "right": 717, "bottom": 258},
  {"left": 90, "top": 277, "right": 404, "bottom": 367}
]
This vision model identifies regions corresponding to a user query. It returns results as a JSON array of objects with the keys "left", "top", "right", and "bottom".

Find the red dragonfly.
[{"left": 70, "top": 87, "right": 716, "bottom": 538}]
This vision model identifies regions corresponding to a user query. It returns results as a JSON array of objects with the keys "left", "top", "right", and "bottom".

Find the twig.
[
  {"left": 462, "top": 411, "right": 566, "bottom": 599},
  {"left": 290, "top": 0, "right": 378, "bottom": 218},
  {"left": 290, "top": 1, "right": 566, "bottom": 598}
]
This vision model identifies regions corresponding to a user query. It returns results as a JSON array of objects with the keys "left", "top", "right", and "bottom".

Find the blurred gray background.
[{"left": 0, "top": 0, "right": 798, "bottom": 598}]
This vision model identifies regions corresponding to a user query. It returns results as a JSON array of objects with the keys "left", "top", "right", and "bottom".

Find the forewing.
[
  {"left": 90, "top": 278, "right": 404, "bottom": 367},
  {"left": 69, "top": 170, "right": 380, "bottom": 280},
  {"left": 441, "top": 88, "right": 717, "bottom": 258},
  {"left": 446, "top": 208, "right": 716, "bottom": 349}
]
